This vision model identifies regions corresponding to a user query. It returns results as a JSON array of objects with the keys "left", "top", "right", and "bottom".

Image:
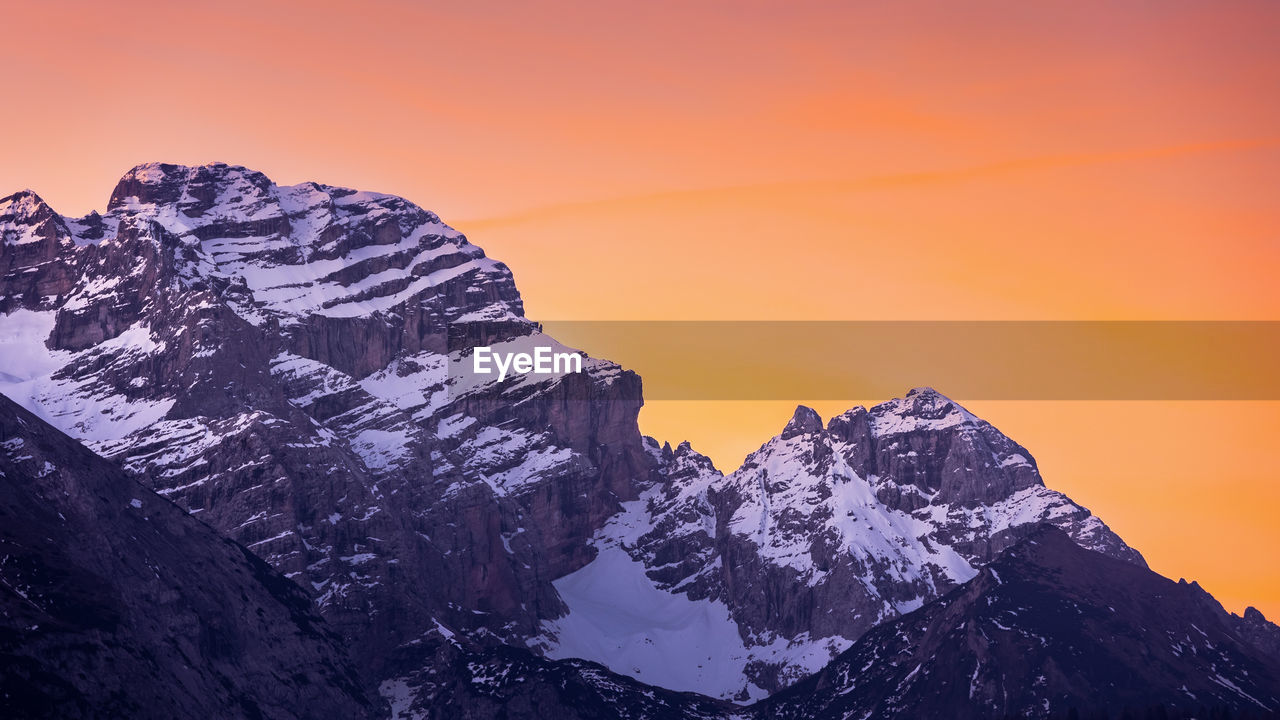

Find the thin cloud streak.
[{"left": 462, "top": 137, "right": 1280, "bottom": 230}]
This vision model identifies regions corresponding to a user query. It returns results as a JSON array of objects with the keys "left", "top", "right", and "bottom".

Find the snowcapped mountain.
[
  {"left": 0, "top": 163, "right": 652, "bottom": 687},
  {"left": 536, "top": 390, "right": 1143, "bottom": 698},
  {"left": 3, "top": 163, "right": 1274, "bottom": 718}
]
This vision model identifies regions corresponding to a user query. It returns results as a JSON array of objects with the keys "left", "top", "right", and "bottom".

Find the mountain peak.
[
  {"left": 107, "top": 161, "right": 276, "bottom": 212},
  {"left": 118, "top": 160, "right": 265, "bottom": 184},
  {"left": 904, "top": 386, "right": 963, "bottom": 411},
  {"left": 868, "top": 386, "right": 978, "bottom": 436},
  {"left": 1, "top": 189, "right": 68, "bottom": 247},
  {"left": 781, "top": 404, "right": 824, "bottom": 438},
  {"left": 1, "top": 188, "right": 46, "bottom": 209}
]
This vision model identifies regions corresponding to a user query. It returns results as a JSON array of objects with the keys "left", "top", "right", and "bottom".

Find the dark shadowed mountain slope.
[
  {"left": 0, "top": 393, "right": 375, "bottom": 719},
  {"left": 1180, "top": 578, "right": 1280, "bottom": 663},
  {"left": 381, "top": 628, "right": 740, "bottom": 720},
  {"left": 1237, "top": 606, "right": 1280, "bottom": 660},
  {"left": 760, "top": 526, "right": 1280, "bottom": 720}
]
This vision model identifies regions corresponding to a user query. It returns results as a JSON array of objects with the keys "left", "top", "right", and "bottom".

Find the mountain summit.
[
  {"left": 781, "top": 405, "right": 825, "bottom": 438},
  {"left": 1, "top": 162, "right": 650, "bottom": 687}
]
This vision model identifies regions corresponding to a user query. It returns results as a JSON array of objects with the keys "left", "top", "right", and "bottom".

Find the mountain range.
[{"left": 2, "top": 163, "right": 1277, "bottom": 718}]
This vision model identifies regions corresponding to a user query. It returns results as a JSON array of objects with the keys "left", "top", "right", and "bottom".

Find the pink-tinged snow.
[
  {"left": 0, "top": 310, "right": 63, "bottom": 385},
  {"left": 350, "top": 428, "right": 415, "bottom": 472},
  {"left": 866, "top": 388, "right": 981, "bottom": 436},
  {"left": 727, "top": 433, "right": 977, "bottom": 593},
  {"left": 0, "top": 310, "right": 174, "bottom": 446},
  {"left": 379, "top": 679, "right": 425, "bottom": 720},
  {"left": 60, "top": 274, "right": 125, "bottom": 311},
  {"left": 459, "top": 425, "right": 580, "bottom": 496},
  {"left": 537, "top": 490, "right": 856, "bottom": 701},
  {"left": 0, "top": 192, "right": 58, "bottom": 246},
  {"left": 99, "top": 412, "right": 287, "bottom": 492},
  {"left": 270, "top": 353, "right": 360, "bottom": 406},
  {"left": 270, "top": 352, "right": 421, "bottom": 473},
  {"left": 953, "top": 485, "right": 1100, "bottom": 536},
  {"left": 536, "top": 546, "right": 771, "bottom": 702},
  {"left": 357, "top": 352, "right": 450, "bottom": 422},
  {"left": 216, "top": 234, "right": 488, "bottom": 319},
  {"left": 108, "top": 163, "right": 516, "bottom": 329}
]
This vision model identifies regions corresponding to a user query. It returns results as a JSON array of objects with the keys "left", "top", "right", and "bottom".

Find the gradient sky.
[{"left": 3, "top": 1, "right": 1278, "bottom": 617}]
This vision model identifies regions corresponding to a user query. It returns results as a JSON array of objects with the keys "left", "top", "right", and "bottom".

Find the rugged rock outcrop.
[
  {"left": 1182, "top": 579, "right": 1280, "bottom": 662},
  {"left": 0, "top": 191, "right": 78, "bottom": 311},
  {"left": 1239, "top": 607, "right": 1280, "bottom": 660},
  {"left": 0, "top": 392, "right": 375, "bottom": 719}
]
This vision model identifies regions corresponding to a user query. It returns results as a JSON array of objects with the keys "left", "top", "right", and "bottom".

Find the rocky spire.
[{"left": 781, "top": 404, "right": 824, "bottom": 438}]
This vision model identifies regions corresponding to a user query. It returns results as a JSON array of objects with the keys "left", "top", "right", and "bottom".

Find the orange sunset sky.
[{"left": 3, "top": 2, "right": 1278, "bottom": 617}]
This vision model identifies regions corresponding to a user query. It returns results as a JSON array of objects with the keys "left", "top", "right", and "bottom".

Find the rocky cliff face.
[
  {"left": 0, "top": 393, "right": 375, "bottom": 719},
  {"left": 761, "top": 526, "right": 1280, "bottom": 720},
  {"left": 0, "top": 165, "right": 650, "bottom": 686}
]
